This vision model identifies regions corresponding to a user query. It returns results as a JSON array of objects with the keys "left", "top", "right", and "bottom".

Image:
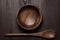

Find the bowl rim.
[{"left": 16, "top": 5, "right": 42, "bottom": 30}]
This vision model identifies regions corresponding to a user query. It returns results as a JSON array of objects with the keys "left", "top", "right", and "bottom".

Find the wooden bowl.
[{"left": 17, "top": 5, "right": 42, "bottom": 30}]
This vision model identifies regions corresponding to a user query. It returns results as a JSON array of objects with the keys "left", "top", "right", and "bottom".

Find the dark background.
[{"left": 0, "top": 0, "right": 60, "bottom": 40}]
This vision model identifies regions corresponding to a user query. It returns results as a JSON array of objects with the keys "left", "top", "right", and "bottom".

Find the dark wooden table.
[{"left": 0, "top": 0, "right": 59, "bottom": 40}]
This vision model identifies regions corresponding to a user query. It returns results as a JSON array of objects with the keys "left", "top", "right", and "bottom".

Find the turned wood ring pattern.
[{"left": 17, "top": 5, "right": 42, "bottom": 30}]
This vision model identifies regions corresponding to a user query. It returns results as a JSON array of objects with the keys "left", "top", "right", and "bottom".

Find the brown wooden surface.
[
  {"left": 17, "top": 5, "right": 42, "bottom": 30},
  {"left": 4, "top": 29, "right": 55, "bottom": 39},
  {"left": 0, "top": 0, "right": 60, "bottom": 40}
]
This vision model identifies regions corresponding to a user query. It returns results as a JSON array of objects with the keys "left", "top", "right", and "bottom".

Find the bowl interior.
[{"left": 17, "top": 5, "right": 42, "bottom": 30}]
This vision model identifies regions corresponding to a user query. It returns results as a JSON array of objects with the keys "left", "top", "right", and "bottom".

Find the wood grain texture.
[
  {"left": 5, "top": 29, "right": 55, "bottom": 39},
  {"left": 0, "top": 0, "right": 59, "bottom": 40},
  {"left": 17, "top": 5, "right": 42, "bottom": 30}
]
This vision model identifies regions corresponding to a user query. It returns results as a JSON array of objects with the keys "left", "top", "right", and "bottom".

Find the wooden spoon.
[{"left": 4, "top": 29, "right": 55, "bottom": 39}]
